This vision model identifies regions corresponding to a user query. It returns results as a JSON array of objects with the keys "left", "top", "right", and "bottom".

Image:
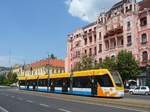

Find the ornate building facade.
[{"left": 65, "top": 0, "right": 150, "bottom": 86}]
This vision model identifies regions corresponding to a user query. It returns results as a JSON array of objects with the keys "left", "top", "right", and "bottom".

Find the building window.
[
  {"left": 94, "top": 60, "right": 97, "bottom": 65},
  {"left": 141, "top": 33, "right": 147, "bottom": 44},
  {"left": 89, "top": 36, "right": 92, "bottom": 43},
  {"left": 94, "top": 35, "right": 96, "bottom": 42},
  {"left": 89, "top": 29, "right": 92, "bottom": 32},
  {"left": 110, "top": 39, "right": 116, "bottom": 49},
  {"left": 99, "top": 32, "right": 102, "bottom": 40},
  {"left": 140, "top": 17, "right": 147, "bottom": 27},
  {"left": 142, "top": 51, "right": 148, "bottom": 62},
  {"left": 85, "top": 50, "right": 87, "bottom": 54},
  {"left": 89, "top": 48, "right": 92, "bottom": 56},
  {"left": 99, "top": 44, "right": 102, "bottom": 53},
  {"left": 127, "top": 35, "right": 132, "bottom": 46},
  {"left": 99, "top": 58, "right": 102, "bottom": 63},
  {"left": 105, "top": 40, "right": 109, "bottom": 50},
  {"left": 84, "top": 31, "right": 87, "bottom": 34},
  {"left": 84, "top": 38, "right": 87, "bottom": 45},
  {"left": 127, "top": 21, "right": 131, "bottom": 30},
  {"left": 76, "top": 51, "right": 80, "bottom": 58},
  {"left": 121, "top": 38, "right": 124, "bottom": 46},
  {"left": 111, "top": 55, "right": 115, "bottom": 60},
  {"left": 94, "top": 47, "right": 97, "bottom": 55}
]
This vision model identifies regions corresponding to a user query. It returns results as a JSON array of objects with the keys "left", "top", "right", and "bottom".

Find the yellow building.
[
  {"left": 12, "top": 64, "right": 21, "bottom": 76},
  {"left": 21, "top": 59, "right": 65, "bottom": 76}
]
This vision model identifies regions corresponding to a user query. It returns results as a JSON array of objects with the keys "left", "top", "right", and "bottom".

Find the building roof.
[
  {"left": 111, "top": 1, "right": 124, "bottom": 10},
  {"left": 31, "top": 59, "right": 65, "bottom": 68},
  {"left": 82, "top": 22, "right": 97, "bottom": 29}
]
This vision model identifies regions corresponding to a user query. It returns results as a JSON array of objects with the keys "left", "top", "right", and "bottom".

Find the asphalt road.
[
  {"left": 125, "top": 93, "right": 150, "bottom": 100},
  {"left": 0, "top": 88, "right": 149, "bottom": 112}
]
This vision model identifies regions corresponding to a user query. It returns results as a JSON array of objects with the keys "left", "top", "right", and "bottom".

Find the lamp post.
[
  {"left": 70, "top": 69, "right": 73, "bottom": 93},
  {"left": 146, "top": 63, "right": 150, "bottom": 87},
  {"left": 47, "top": 54, "right": 50, "bottom": 92}
]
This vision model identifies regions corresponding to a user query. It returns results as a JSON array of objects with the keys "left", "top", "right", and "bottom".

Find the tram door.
[
  {"left": 91, "top": 77, "right": 97, "bottom": 96},
  {"left": 62, "top": 78, "right": 68, "bottom": 93},
  {"left": 50, "top": 80, "right": 55, "bottom": 92}
]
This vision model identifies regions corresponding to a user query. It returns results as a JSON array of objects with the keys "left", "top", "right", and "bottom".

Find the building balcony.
[
  {"left": 115, "top": 26, "right": 123, "bottom": 34},
  {"left": 104, "top": 26, "right": 123, "bottom": 39},
  {"left": 110, "top": 46, "right": 116, "bottom": 50},
  {"left": 117, "top": 45, "right": 124, "bottom": 48}
]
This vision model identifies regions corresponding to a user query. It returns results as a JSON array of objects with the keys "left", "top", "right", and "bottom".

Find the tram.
[{"left": 18, "top": 69, "right": 124, "bottom": 97}]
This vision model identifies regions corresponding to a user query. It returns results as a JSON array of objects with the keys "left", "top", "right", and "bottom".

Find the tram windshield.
[{"left": 111, "top": 71, "right": 123, "bottom": 87}]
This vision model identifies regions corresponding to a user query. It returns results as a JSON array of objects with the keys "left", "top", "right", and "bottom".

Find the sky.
[{"left": 0, "top": 0, "right": 142, "bottom": 67}]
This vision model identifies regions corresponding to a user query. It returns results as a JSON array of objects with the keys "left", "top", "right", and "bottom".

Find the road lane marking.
[
  {"left": 18, "top": 98, "right": 23, "bottom": 101},
  {"left": 42, "top": 96, "right": 148, "bottom": 112},
  {"left": 0, "top": 106, "right": 9, "bottom": 112},
  {"left": 39, "top": 103, "right": 49, "bottom": 107},
  {"left": 11, "top": 96, "right": 15, "bottom": 98},
  {"left": 26, "top": 100, "right": 33, "bottom": 103},
  {"left": 16, "top": 90, "right": 149, "bottom": 112},
  {"left": 58, "top": 108, "right": 72, "bottom": 112}
]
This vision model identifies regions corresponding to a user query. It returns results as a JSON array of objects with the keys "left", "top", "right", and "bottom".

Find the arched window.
[
  {"left": 142, "top": 51, "right": 148, "bottom": 62},
  {"left": 111, "top": 55, "right": 115, "bottom": 60},
  {"left": 141, "top": 33, "right": 147, "bottom": 44}
]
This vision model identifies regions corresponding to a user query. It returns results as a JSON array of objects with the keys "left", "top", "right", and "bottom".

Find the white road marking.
[
  {"left": 18, "top": 98, "right": 23, "bottom": 101},
  {"left": 26, "top": 100, "right": 33, "bottom": 103},
  {"left": 0, "top": 106, "right": 9, "bottom": 112},
  {"left": 11, "top": 96, "right": 15, "bottom": 98},
  {"left": 41, "top": 96, "right": 148, "bottom": 112},
  {"left": 58, "top": 108, "right": 72, "bottom": 112},
  {"left": 16, "top": 90, "right": 148, "bottom": 112},
  {"left": 39, "top": 103, "right": 49, "bottom": 107},
  {"left": 4, "top": 94, "right": 8, "bottom": 97}
]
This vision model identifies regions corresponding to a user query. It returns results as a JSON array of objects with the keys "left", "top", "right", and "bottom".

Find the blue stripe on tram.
[{"left": 20, "top": 87, "right": 92, "bottom": 96}]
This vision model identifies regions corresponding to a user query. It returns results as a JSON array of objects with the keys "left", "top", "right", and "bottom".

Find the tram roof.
[
  {"left": 18, "top": 69, "right": 110, "bottom": 80},
  {"left": 73, "top": 69, "right": 109, "bottom": 77},
  {"left": 18, "top": 76, "right": 26, "bottom": 80},
  {"left": 50, "top": 73, "right": 70, "bottom": 79}
]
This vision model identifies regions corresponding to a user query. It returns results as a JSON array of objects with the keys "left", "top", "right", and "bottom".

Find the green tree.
[
  {"left": 117, "top": 50, "right": 140, "bottom": 82},
  {"left": 7, "top": 72, "right": 17, "bottom": 84},
  {"left": 100, "top": 57, "right": 117, "bottom": 71},
  {"left": 49, "top": 54, "right": 57, "bottom": 59},
  {"left": 0, "top": 74, "right": 9, "bottom": 85},
  {"left": 73, "top": 55, "right": 94, "bottom": 71},
  {"left": 0, "top": 75, "right": 6, "bottom": 85}
]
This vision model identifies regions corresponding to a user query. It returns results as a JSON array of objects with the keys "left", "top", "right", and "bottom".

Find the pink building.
[{"left": 65, "top": 0, "right": 150, "bottom": 85}]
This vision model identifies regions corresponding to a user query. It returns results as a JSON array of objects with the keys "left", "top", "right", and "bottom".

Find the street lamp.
[
  {"left": 47, "top": 54, "right": 50, "bottom": 92},
  {"left": 70, "top": 69, "right": 73, "bottom": 93},
  {"left": 146, "top": 63, "right": 150, "bottom": 87}
]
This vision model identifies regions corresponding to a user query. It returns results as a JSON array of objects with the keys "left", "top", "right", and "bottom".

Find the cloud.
[
  {"left": 65, "top": 0, "right": 143, "bottom": 22},
  {"left": 65, "top": 0, "right": 120, "bottom": 22}
]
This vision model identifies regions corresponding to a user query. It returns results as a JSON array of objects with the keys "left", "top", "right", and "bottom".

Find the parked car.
[{"left": 129, "top": 86, "right": 150, "bottom": 95}]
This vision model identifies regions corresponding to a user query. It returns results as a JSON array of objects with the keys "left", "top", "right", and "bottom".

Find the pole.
[
  {"left": 70, "top": 69, "right": 73, "bottom": 93},
  {"left": 146, "top": 63, "right": 150, "bottom": 87},
  {"left": 47, "top": 54, "right": 50, "bottom": 92}
]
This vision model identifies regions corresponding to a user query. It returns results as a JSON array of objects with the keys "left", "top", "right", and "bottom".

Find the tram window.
[
  {"left": 97, "top": 74, "right": 113, "bottom": 87},
  {"left": 73, "top": 77, "right": 91, "bottom": 88},
  {"left": 62, "top": 78, "right": 70, "bottom": 87},
  {"left": 39, "top": 79, "right": 48, "bottom": 86},
  {"left": 54, "top": 78, "right": 63, "bottom": 87},
  {"left": 20, "top": 80, "right": 25, "bottom": 86}
]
